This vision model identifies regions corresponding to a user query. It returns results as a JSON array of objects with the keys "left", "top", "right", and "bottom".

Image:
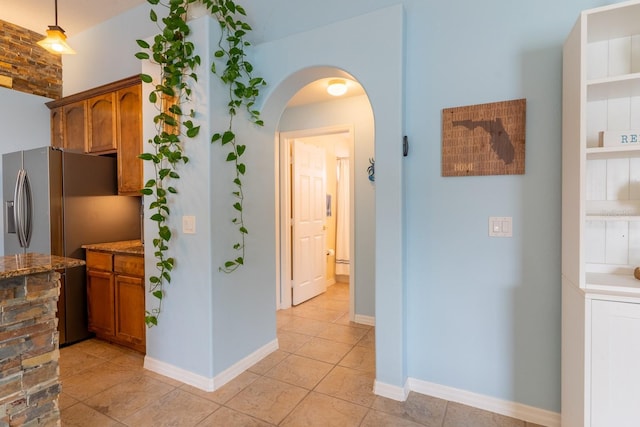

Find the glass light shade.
[
  {"left": 327, "top": 79, "right": 347, "bottom": 96},
  {"left": 37, "top": 26, "right": 76, "bottom": 55}
]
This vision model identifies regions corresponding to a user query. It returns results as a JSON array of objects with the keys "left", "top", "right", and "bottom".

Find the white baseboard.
[
  {"left": 373, "top": 379, "right": 410, "bottom": 401},
  {"left": 354, "top": 314, "right": 375, "bottom": 326},
  {"left": 212, "top": 339, "right": 279, "bottom": 389},
  {"left": 144, "top": 355, "right": 215, "bottom": 391},
  {"left": 144, "top": 338, "right": 279, "bottom": 392},
  {"left": 335, "top": 274, "right": 349, "bottom": 283},
  {"left": 406, "top": 378, "right": 560, "bottom": 427}
]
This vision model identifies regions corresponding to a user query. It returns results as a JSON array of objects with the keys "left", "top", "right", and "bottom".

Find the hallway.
[{"left": 59, "top": 282, "right": 538, "bottom": 426}]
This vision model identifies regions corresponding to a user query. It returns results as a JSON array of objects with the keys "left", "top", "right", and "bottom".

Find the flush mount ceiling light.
[
  {"left": 37, "top": 0, "right": 76, "bottom": 55},
  {"left": 327, "top": 79, "right": 347, "bottom": 96}
]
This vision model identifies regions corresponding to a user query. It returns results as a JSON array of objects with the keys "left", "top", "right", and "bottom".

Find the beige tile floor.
[{"left": 59, "top": 282, "right": 544, "bottom": 426}]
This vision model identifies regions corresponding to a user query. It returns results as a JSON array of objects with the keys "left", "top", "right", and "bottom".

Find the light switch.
[
  {"left": 182, "top": 215, "right": 196, "bottom": 234},
  {"left": 489, "top": 216, "right": 512, "bottom": 237}
]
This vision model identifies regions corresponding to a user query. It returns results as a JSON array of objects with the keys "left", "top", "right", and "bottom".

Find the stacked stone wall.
[
  {"left": 0, "top": 20, "right": 62, "bottom": 100},
  {"left": 0, "top": 272, "right": 61, "bottom": 426}
]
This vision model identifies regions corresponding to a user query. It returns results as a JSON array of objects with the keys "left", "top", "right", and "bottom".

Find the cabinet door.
[
  {"left": 86, "top": 269, "right": 115, "bottom": 336},
  {"left": 87, "top": 93, "right": 117, "bottom": 153},
  {"left": 591, "top": 299, "right": 640, "bottom": 427},
  {"left": 62, "top": 100, "right": 87, "bottom": 153},
  {"left": 50, "top": 107, "right": 63, "bottom": 148},
  {"left": 115, "top": 274, "right": 145, "bottom": 350},
  {"left": 116, "top": 84, "right": 143, "bottom": 195}
]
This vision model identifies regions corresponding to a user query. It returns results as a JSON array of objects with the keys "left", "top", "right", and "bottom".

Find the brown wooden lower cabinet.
[
  {"left": 86, "top": 250, "right": 145, "bottom": 353},
  {"left": 87, "top": 269, "right": 115, "bottom": 336}
]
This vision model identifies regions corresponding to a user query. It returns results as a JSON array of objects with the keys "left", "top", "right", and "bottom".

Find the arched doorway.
[
  {"left": 250, "top": 4, "right": 405, "bottom": 397},
  {"left": 275, "top": 75, "right": 374, "bottom": 329}
]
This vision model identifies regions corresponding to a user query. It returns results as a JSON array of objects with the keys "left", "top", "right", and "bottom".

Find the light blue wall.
[
  {"left": 279, "top": 95, "right": 376, "bottom": 317},
  {"left": 139, "top": 15, "right": 279, "bottom": 379},
  {"left": 250, "top": 5, "right": 405, "bottom": 387},
  {"left": 59, "top": 0, "right": 628, "bottom": 413},
  {"left": 235, "top": 0, "right": 619, "bottom": 412},
  {"left": 62, "top": 3, "right": 158, "bottom": 95},
  {"left": 139, "top": 16, "right": 216, "bottom": 378},
  {"left": 399, "top": 0, "right": 611, "bottom": 412},
  {"left": 206, "top": 23, "right": 278, "bottom": 375}
]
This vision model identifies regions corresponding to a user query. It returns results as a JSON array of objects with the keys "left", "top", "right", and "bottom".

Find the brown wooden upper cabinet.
[
  {"left": 87, "top": 93, "right": 117, "bottom": 154},
  {"left": 46, "top": 76, "right": 143, "bottom": 195},
  {"left": 116, "top": 85, "right": 143, "bottom": 195},
  {"left": 62, "top": 100, "right": 87, "bottom": 153}
]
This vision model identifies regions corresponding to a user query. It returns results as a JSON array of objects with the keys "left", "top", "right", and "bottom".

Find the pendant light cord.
[{"left": 55, "top": 0, "right": 59, "bottom": 26}]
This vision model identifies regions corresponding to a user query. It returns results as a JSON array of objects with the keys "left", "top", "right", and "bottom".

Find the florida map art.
[{"left": 442, "top": 99, "right": 526, "bottom": 176}]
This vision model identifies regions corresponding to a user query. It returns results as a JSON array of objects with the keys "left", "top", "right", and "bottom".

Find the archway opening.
[{"left": 272, "top": 68, "right": 376, "bottom": 351}]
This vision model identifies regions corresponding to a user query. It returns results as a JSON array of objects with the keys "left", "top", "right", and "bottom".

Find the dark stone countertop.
[
  {"left": 0, "top": 253, "right": 85, "bottom": 279},
  {"left": 82, "top": 240, "right": 144, "bottom": 256}
]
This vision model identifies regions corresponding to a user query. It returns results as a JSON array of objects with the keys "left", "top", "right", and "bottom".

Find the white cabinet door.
[{"left": 591, "top": 299, "right": 640, "bottom": 427}]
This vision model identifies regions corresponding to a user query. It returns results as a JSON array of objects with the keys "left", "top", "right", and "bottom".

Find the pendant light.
[{"left": 37, "top": 0, "right": 76, "bottom": 55}]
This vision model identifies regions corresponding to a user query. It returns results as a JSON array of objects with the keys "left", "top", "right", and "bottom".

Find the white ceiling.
[
  {"left": 0, "top": 0, "right": 366, "bottom": 106},
  {"left": 1, "top": 0, "right": 146, "bottom": 36},
  {"left": 287, "top": 78, "right": 365, "bottom": 108}
]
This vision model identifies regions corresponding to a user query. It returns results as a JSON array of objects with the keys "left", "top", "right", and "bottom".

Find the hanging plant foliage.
[
  {"left": 202, "top": 0, "right": 266, "bottom": 272},
  {"left": 136, "top": 0, "right": 265, "bottom": 326}
]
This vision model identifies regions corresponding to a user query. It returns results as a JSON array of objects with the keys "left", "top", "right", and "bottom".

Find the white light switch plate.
[
  {"left": 489, "top": 216, "right": 512, "bottom": 237},
  {"left": 182, "top": 215, "right": 196, "bottom": 234}
]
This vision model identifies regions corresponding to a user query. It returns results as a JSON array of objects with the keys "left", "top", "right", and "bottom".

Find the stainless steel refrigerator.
[{"left": 3, "top": 146, "right": 142, "bottom": 345}]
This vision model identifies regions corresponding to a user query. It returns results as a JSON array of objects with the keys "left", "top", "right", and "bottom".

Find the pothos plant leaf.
[
  {"left": 136, "top": 0, "right": 265, "bottom": 326},
  {"left": 204, "top": 0, "right": 265, "bottom": 273}
]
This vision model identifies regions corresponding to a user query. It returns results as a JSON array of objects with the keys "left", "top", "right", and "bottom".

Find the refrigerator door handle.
[
  {"left": 5, "top": 201, "right": 15, "bottom": 234},
  {"left": 14, "top": 169, "right": 33, "bottom": 248},
  {"left": 13, "top": 170, "right": 23, "bottom": 246}
]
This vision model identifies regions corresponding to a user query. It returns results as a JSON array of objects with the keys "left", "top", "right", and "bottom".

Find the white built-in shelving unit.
[{"left": 562, "top": 2, "right": 640, "bottom": 426}]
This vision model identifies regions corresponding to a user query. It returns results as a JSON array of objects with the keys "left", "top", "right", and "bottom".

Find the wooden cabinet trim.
[{"left": 45, "top": 75, "right": 141, "bottom": 110}]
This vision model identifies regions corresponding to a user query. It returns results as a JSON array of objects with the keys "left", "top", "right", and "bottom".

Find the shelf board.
[
  {"left": 587, "top": 73, "right": 640, "bottom": 101},
  {"left": 586, "top": 145, "right": 640, "bottom": 159},
  {"left": 586, "top": 272, "right": 640, "bottom": 295}
]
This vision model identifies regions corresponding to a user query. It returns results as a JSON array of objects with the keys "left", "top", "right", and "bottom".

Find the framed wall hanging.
[{"left": 442, "top": 98, "right": 526, "bottom": 177}]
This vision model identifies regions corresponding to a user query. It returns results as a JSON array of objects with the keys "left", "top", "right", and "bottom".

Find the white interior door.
[{"left": 292, "top": 139, "right": 327, "bottom": 305}]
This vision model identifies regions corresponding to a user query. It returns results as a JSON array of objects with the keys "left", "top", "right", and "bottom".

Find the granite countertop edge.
[
  {"left": 0, "top": 253, "right": 85, "bottom": 279},
  {"left": 82, "top": 240, "right": 144, "bottom": 256}
]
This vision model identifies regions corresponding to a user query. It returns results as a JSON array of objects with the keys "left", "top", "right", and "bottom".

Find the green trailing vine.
[
  {"left": 203, "top": 0, "right": 265, "bottom": 272},
  {"left": 136, "top": 0, "right": 265, "bottom": 326}
]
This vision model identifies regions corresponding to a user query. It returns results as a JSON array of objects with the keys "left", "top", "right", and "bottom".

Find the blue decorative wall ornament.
[{"left": 367, "top": 158, "right": 375, "bottom": 182}]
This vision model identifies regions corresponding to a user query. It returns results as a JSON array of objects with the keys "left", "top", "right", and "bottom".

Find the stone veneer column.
[{"left": 0, "top": 272, "right": 61, "bottom": 426}]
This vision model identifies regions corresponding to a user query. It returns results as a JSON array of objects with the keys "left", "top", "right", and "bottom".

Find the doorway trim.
[{"left": 276, "top": 124, "right": 356, "bottom": 321}]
